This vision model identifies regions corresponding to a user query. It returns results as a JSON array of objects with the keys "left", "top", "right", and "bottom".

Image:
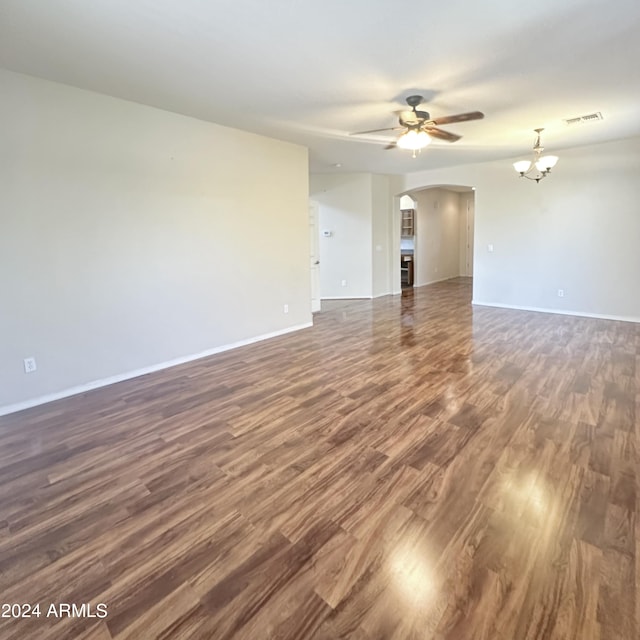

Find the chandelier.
[{"left": 513, "top": 128, "right": 558, "bottom": 182}]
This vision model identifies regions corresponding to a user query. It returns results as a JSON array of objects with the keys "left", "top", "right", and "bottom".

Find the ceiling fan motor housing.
[
  {"left": 405, "top": 95, "right": 424, "bottom": 108},
  {"left": 400, "top": 96, "right": 431, "bottom": 126}
]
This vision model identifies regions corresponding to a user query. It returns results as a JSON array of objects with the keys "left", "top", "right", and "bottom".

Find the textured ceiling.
[{"left": 1, "top": 0, "right": 639, "bottom": 174}]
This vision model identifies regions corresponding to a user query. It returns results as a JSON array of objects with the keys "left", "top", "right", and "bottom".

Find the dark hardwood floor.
[{"left": 0, "top": 278, "right": 638, "bottom": 639}]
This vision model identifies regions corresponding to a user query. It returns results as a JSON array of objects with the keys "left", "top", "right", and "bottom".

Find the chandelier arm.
[{"left": 519, "top": 173, "right": 547, "bottom": 182}]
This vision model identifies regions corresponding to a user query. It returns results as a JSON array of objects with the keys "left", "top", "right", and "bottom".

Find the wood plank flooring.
[{"left": 0, "top": 278, "right": 638, "bottom": 639}]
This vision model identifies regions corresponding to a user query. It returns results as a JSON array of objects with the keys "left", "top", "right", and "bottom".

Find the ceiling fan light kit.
[
  {"left": 513, "top": 128, "right": 559, "bottom": 183},
  {"left": 350, "top": 95, "right": 484, "bottom": 156},
  {"left": 397, "top": 129, "right": 431, "bottom": 156}
]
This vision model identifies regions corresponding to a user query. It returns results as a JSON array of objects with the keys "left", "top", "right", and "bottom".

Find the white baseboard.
[
  {"left": 472, "top": 300, "right": 640, "bottom": 324},
  {"left": 0, "top": 322, "right": 313, "bottom": 417},
  {"left": 415, "top": 276, "right": 459, "bottom": 288},
  {"left": 321, "top": 296, "right": 371, "bottom": 300}
]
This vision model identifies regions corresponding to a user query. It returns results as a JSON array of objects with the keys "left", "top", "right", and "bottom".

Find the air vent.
[{"left": 564, "top": 112, "right": 603, "bottom": 125}]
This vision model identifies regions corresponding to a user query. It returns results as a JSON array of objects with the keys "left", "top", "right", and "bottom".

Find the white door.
[{"left": 309, "top": 201, "right": 321, "bottom": 312}]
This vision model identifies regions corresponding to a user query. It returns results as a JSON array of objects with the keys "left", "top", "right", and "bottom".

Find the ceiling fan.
[{"left": 350, "top": 95, "right": 484, "bottom": 156}]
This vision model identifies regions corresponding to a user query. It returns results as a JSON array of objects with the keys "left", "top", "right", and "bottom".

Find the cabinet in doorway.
[
  {"left": 401, "top": 254, "right": 414, "bottom": 286},
  {"left": 401, "top": 209, "right": 415, "bottom": 236}
]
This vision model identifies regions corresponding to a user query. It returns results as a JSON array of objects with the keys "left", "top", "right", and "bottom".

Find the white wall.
[
  {"left": 413, "top": 188, "right": 462, "bottom": 286},
  {"left": 401, "top": 136, "right": 640, "bottom": 321},
  {"left": 309, "top": 173, "right": 372, "bottom": 298},
  {"left": 400, "top": 194, "right": 415, "bottom": 209},
  {"left": 0, "top": 70, "right": 311, "bottom": 413},
  {"left": 458, "top": 191, "right": 475, "bottom": 276},
  {"left": 371, "top": 174, "right": 392, "bottom": 297},
  {"left": 310, "top": 173, "right": 395, "bottom": 299}
]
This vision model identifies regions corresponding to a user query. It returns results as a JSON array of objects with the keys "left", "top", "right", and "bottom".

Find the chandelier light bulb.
[
  {"left": 538, "top": 155, "right": 558, "bottom": 170},
  {"left": 513, "top": 160, "right": 532, "bottom": 174}
]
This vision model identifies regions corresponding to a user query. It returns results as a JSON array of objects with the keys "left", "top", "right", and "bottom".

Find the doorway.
[
  {"left": 399, "top": 194, "right": 417, "bottom": 289},
  {"left": 397, "top": 186, "right": 475, "bottom": 289}
]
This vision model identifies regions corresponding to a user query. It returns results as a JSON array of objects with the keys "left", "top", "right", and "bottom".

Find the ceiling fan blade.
[
  {"left": 424, "top": 127, "right": 462, "bottom": 142},
  {"left": 430, "top": 111, "right": 484, "bottom": 126},
  {"left": 350, "top": 126, "right": 405, "bottom": 135},
  {"left": 384, "top": 142, "right": 397, "bottom": 150}
]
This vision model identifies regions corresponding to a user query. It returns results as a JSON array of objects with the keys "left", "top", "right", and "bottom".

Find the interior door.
[{"left": 309, "top": 201, "right": 321, "bottom": 312}]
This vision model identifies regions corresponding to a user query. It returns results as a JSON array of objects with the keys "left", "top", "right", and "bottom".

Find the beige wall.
[
  {"left": 413, "top": 188, "right": 463, "bottom": 286},
  {"left": 401, "top": 136, "right": 640, "bottom": 321},
  {"left": 0, "top": 70, "right": 311, "bottom": 413}
]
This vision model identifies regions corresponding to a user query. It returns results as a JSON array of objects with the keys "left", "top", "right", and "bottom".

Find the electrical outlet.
[
  {"left": 283, "top": 304, "right": 289, "bottom": 314},
  {"left": 557, "top": 289, "right": 564, "bottom": 297},
  {"left": 341, "top": 279, "right": 347, "bottom": 287},
  {"left": 487, "top": 244, "right": 494, "bottom": 253},
  {"left": 24, "top": 357, "right": 37, "bottom": 373}
]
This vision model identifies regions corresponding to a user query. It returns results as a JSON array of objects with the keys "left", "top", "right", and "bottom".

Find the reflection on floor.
[{"left": 0, "top": 277, "right": 638, "bottom": 639}]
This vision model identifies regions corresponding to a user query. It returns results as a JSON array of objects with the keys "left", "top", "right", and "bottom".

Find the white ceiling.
[{"left": 1, "top": 0, "right": 639, "bottom": 175}]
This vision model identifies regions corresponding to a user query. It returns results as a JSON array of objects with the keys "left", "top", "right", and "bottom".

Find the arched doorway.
[{"left": 395, "top": 185, "right": 475, "bottom": 291}]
